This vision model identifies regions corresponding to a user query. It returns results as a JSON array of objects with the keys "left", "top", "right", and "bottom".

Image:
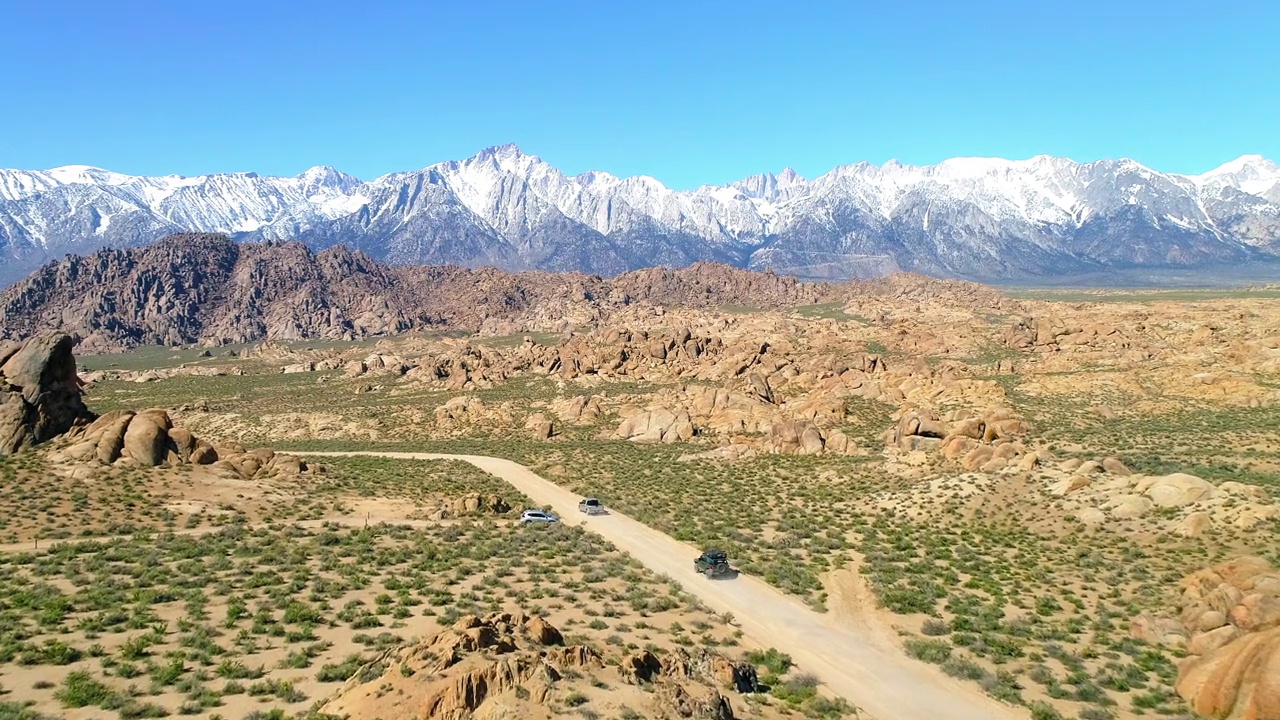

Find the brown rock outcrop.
[
  {"left": 320, "top": 613, "right": 748, "bottom": 720},
  {"left": 449, "top": 493, "right": 512, "bottom": 516},
  {"left": 122, "top": 409, "right": 172, "bottom": 465},
  {"left": 887, "top": 405, "right": 1030, "bottom": 470},
  {"left": 551, "top": 395, "right": 604, "bottom": 425},
  {"left": 1005, "top": 314, "right": 1125, "bottom": 351},
  {"left": 616, "top": 407, "right": 695, "bottom": 444},
  {"left": 0, "top": 334, "right": 94, "bottom": 454},
  {"left": 1177, "top": 627, "right": 1280, "bottom": 720},
  {"left": 51, "top": 407, "right": 314, "bottom": 481},
  {"left": 1130, "top": 557, "right": 1280, "bottom": 718},
  {"left": 770, "top": 420, "right": 825, "bottom": 455},
  {"left": 524, "top": 412, "right": 556, "bottom": 440},
  {"left": 0, "top": 235, "right": 848, "bottom": 353}
]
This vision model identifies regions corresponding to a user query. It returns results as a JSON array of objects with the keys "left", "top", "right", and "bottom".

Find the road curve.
[{"left": 302, "top": 451, "right": 1025, "bottom": 720}]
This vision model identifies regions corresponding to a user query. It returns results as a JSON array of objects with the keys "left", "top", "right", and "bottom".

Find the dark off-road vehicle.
[{"left": 694, "top": 548, "right": 732, "bottom": 578}]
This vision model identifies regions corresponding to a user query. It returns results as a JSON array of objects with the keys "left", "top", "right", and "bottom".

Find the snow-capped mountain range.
[{"left": 2, "top": 144, "right": 1278, "bottom": 285}]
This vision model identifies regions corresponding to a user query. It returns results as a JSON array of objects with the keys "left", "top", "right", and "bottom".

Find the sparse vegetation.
[{"left": 6, "top": 278, "right": 1278, "bottom": 720}]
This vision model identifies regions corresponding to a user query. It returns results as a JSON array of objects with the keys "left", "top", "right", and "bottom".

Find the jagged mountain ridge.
[
  {"left": 0, "top": 234, "right": 843, "bottom": 352},
  {"left": 2, "top": 147, "right": 1279, "bottom": 285}
]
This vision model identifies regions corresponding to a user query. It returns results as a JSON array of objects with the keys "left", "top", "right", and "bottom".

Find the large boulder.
[
  {"left": 50, "top": 405, "right": 312, "bottom": 481},
  {"left": 1138, "top": 473, "right": 1218, "bottom": 507},
  {"left": 0, "top": 334, "right": 94, "bottom": 454},
  {"left": 168, "top": 427, "right": 198, "bottom": 463},
  {"left": 771, "top": 420, "right": 824, "bottom": 454},
  {"left": 1161, "top": 557, "right": 1280, "bottom": 718},
  {"left": 121, "top": 409, "right": 173, "bottom": 466},
  {"left": 655, "top": 682, "right": 735, "bottom": 720},
  {"left": 1177, "top": 627, "right": 1280, "bottom": 720},
  {"left": 524, "top": 412, "right": 555, "bottom": 440}
]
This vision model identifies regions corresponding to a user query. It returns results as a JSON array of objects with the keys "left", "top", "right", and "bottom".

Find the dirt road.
[{"left": 302, "top": 451, "right": 1026, "bottom": 720}]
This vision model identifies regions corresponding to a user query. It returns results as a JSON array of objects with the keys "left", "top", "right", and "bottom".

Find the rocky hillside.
[{"left": 0, "top": 233, "right": 845, "bottom": 352}]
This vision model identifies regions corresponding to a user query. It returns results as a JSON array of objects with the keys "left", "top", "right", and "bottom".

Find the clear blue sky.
[{"left": 2, "top": 0, "right": 1276, "bottom": 188}]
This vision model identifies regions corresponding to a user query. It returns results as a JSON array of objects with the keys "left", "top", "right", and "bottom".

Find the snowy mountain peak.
[
  {"left": 472, "top": 143, "right": 529, "bottom": 162},
  {"left": 1, "top": 149, "right": 1278, "bottom": 287},
  {"left": 1195, "top": 154, "right": 1280, "bottom": 196},
  {"left": 299, "top": 165, "right": 345, "bottom": 180},
  {"left": 574, "top": 169, "right": 621, "bottom": 188},
  {"left": 732, "top": 167, "right": 807, "bottom": 202},
  {"left": 45, "top": 165, "right": 133, "bottom": 185},
  {"left": 1216, "top": 154, "right": 1275, "bottom": 172},
  {"left": 298, "top": 165, "right": 361, "bottom": 193}
]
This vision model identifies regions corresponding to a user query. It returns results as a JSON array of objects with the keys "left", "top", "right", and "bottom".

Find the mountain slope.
[
  {"left": 0, "top": 234, "right": 841, "bottom": 352},
  {"left": 2, "top": 148, "right": 1278, "bottom": 285}
]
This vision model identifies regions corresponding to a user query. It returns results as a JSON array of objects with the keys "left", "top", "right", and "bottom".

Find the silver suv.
[{"left": 519, "top": 509, "right": 559, "bottom": 525}]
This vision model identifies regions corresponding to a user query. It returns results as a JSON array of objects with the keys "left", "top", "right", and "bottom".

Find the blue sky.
[{"left": 2, "top": 0, "right": 1276, "bottom": 188}]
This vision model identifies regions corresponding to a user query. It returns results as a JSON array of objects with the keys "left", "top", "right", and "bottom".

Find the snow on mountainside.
[{"left": 1, "top": 145, "right": 1279, "bottom": 286}]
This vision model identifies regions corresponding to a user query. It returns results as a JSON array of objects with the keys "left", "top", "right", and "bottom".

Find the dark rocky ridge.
[{"left": 0, "top": 234, "right": 848, "bottom": 353}]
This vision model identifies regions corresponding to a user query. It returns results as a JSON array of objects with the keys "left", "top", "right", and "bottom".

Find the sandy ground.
[
  {"left": 0, "top": 515, "right": 441, "bottom": 555},
  {"left": 301, "top": 451, "right": 1026, "bottom": 720}
]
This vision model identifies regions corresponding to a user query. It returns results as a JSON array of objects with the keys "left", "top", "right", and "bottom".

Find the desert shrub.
[
  {"left": 54, "top": 671, "right": 116, "bottom": 708},
  {"left": 745, "top": 648, "right": 793, "bottom": 675},
  {"left": 904, "top": 639, "right": 952, "bottom": 664}
]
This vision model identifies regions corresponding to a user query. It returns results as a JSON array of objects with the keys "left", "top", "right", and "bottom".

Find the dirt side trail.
[{"left": 301, "top": 451, "right": 1026, "bottom": 720}]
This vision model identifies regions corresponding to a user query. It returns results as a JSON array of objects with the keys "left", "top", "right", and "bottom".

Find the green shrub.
[
  {"left": 771, "top": 674, "right": 819, "bottom": 705},
  {"left": 904, "top": 639, "right": 952, "bottom": 665},
  {"left": 745, "top": 648, "right": 793, "bottom": 675},
  {"left": 1028, "top": 701, "right": 1064, "bottom": 720},
  {"left": 55, "top": 671, "right": 117, "bottom": 708}
]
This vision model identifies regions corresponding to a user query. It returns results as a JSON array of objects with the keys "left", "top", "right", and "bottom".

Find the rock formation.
[
  {"left": 447, "top": 493, "right": 512, "bottom": 517},
  {"left": 0, "top": 234, "right": 849, "bottom": 353},
  {"left": 320, "top": 612, "right": 748, "bottom": 720},
  {"left": 1127, "top": 557, "right": 1280, "bottom": 720},
  {"left": 886, "top": 405, "right": 1032, "bottom": 470},
  {"left": 1037, "top": 465, "right": 1277, "bottom": 533},
  {"left": 0, "top": 333, "right": 93, "bottom": 454},
  {"left": 47, "top": 408, "right": 316, "bottom": 481},
  {"left": 1004, "top": 315, "right": 1127, "bottom": 351}
]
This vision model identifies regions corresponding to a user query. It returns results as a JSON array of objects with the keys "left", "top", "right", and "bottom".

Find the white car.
[{"left": 519, "top": 510, "right": 559, "bottom": 525}]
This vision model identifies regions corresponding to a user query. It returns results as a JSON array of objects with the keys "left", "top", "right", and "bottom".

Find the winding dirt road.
[{"left": 302, "top": 451, "right": 1025, "bottom": 720}]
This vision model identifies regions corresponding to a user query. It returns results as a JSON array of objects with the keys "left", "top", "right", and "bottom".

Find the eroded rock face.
[
  {"left": 320, "top": 613, "right": 752, "bottom": 720},
  {"left": 0, "top": 334, "right": 94, "bottom": 454},
  {"left": 888, "top": 405, "right": 1031, "bottom": 470},
  {"left": 1177, "top": 627, "right": 1280, "bottom": 720},
  {"left": 1004, "top": 315, "right": 1126, "bottom": 352},
  {"left": 49, "top": 407, "right": 315, "bottom": 481},
  {"left": 1129, "top": 557, "right": 1280, "bottom": 718}
]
